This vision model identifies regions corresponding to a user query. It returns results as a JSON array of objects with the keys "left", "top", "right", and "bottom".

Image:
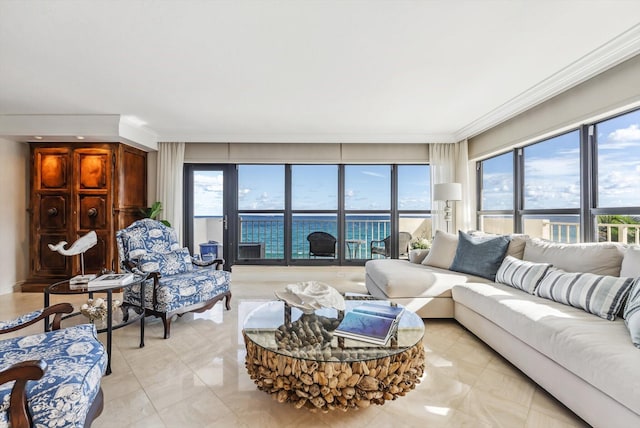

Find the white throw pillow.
[
  {"left": 621, "top": 246, "right": 640, "bottom": 278},
  {"left": 468, "top": 230, "right": 528, "bottom": 259},
  {"left": 536, "top": 268, "right": 634, "bottom": 321},
  {"left": 422, "top": 230, "right": 458, "bottom": 269}
]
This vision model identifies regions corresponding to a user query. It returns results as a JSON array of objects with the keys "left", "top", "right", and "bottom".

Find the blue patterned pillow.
[
  {"left": 138, "top": 247, "right": 193, "bottom": 276},
  {"left": 495, "top": 255, "right": 551, "bottom": 294},
  {"left": 623, "top": 278, "right": 640, "bottom": 348},
  {"left": 449, "top": 231, "right": 511, "bottom": 281},
  {"left": 536, "top": 269, "right": 634, "bottom": 321}
]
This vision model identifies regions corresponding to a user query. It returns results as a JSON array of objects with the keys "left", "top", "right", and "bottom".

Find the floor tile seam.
[{"left": 473, "top": 364, "right": 536, "bottom": 410}]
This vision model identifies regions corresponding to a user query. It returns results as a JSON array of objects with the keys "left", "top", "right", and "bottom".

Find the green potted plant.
[{"left": 140, "top": 201, "right": 171, "bottom": 227}]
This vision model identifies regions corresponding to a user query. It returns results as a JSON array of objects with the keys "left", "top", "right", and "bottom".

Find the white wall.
[{"left": 0, "top": 139, "right": 29, "bottom": 294}]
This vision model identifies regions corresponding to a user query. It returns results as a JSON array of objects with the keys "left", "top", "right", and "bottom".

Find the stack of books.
[
  {"left": 87, "top": 273, "right": 135, "bottom": 288},
  {"left": 334, "top": 302, "right": 404, "bottom": 345}
]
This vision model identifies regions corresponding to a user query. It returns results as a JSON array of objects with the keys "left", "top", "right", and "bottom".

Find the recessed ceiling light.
[
  {"left": 34, "top": 136, "right": 43, "bottom": 140},
  {"left": 76, "top": 136, "right": 85, "bottom": 140}
]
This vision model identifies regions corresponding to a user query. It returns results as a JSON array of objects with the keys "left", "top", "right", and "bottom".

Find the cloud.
[
  {"left": 361, "top": 171, "right": 386, "bottom": 178},
  {"left": 607, "top": 124, "right": 640, "bottom": 143}
]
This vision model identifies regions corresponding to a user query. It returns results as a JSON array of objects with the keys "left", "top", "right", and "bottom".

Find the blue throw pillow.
[{"left": 449, "top": 231, "right": 511, "bottom": 281}]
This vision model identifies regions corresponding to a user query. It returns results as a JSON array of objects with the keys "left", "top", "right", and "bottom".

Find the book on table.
[
  {"left": 87, "top": 273, "right": 135, "bottom": 288},
  {"left": 334, "top": 303, "right": 405, "bottom": 345}
]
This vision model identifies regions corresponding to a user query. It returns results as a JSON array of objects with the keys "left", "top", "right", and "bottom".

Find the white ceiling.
[{"left": 2, "top": 0, "right": 640, "bottom": 149}]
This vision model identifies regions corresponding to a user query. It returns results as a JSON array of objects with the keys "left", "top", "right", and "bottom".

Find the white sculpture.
[
  {"left": 48, "top": 231, "right": 98, "bottom": 284},
  {"left": 275, "top": 281, "right": 346, "bottom": 313},
  {"left": 48, "top": 230, "right": 97, "bottom": 256}
]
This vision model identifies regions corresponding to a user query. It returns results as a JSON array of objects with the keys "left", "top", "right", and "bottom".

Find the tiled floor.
[{"left": 2, "top": 266, "right": 590, "bottom": 427}]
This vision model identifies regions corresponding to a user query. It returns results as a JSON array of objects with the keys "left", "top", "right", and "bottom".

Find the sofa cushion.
[
  {"left": 365, "top": 259, "right": 490, "bottom": 298},
  {"left": 523, "top": 238, "right": 625, "bottom": 276},
  {"left": 535, "top": 269, "right": 634, "bottom": 321},
  {"left": 450, "top": 231, "right": 510, "bottom": 281},
  {"left": 452, "top": 282, "right": 640, "bottom": 416},
  {"left": 623, "top": 278, "right": 640, "bottom": 348},
  {"left": 620, "top": 246, "right": 640, "bottom": 278},
  {"left": 138, "top": 247, "right": 193, "bottom": 276},
  {"left": 495, "top": 255, "right": 551, "bottom": 294},
  {"left": 422, "top": 230, "right": 458, "bottom": 269},
  {"left": 0, "top": 324, "right": 107, "bottom": 427}
]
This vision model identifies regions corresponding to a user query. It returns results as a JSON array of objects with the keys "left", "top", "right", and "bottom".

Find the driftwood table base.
[{"left": 243, "top": 331, "right": 425, "bottom": 412}]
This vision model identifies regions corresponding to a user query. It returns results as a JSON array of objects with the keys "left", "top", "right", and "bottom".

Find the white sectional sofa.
[{"left": 365, "top": 230, "right": 640, "bottom": 428}]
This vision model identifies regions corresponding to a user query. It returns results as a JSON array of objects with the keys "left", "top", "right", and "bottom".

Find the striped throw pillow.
[
  {"left": 495, "top": 256, "right": 551, "bottom": 294},
  {"left": 623, "top": 278, "right": 640, "bottom": 348},
  {"left": 536, "top": 269, "right": 634, "bottom": 321}
]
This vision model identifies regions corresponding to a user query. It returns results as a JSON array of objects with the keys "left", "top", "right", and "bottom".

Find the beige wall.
[
  {"left": 469, "top": 54, "right": 640, "bottom": 160},
  {"left": 0, "top": 139, "right": 29, "bottom": 294}
]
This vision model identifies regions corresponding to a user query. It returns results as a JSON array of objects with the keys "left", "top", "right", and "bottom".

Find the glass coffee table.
[{"left": 242, "top": 299, "right": 425, "bottom": 412}]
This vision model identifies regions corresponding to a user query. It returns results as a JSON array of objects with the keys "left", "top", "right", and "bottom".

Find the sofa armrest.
[
  {"left": 0, "top": 360, "right": 46, "bottom": 428},
  {"left": 0, "top": 303, "right": 73, "bottom": 334}
]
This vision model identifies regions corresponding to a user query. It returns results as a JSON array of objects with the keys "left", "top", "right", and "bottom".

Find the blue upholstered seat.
[
  {"left": 0, "top": 308, "right": 106, "bottom": 428},
  {"left": 116, "top": 219, "right": 231, "bottom": 339}
]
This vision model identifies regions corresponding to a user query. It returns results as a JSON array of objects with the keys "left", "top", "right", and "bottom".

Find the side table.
[{"left": 44, "top": 274, "right": 148, "bottom": 375}]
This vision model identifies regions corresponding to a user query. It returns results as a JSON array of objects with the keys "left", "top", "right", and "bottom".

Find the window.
[
  {"left": 478, "top": 152, "right": 514, "bottom": 234},
  {"left": 476, "top": 106, "right": 640, "bottom": 244},
  {"left": 237, "top": 165, "right": 285, "bottom": 259},
  {"left": 291, "top": 165, "right": 338, "bottom": 259},
  {"left": 398, "top": 165, "right": 431, "bottom": 257},
  {"left": 594, "top": 109, "right": 640, "bottom": 244}
]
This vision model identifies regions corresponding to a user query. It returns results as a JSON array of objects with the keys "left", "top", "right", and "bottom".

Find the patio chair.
[
  {"left": 370, "top": 232, "right": 412, "bottom": 258},
  {"left": 116, "top": 219, "right": 232, "bottom": 339},
  {"left": 307, "top": 231, "right": 337, "bottom": 258}
]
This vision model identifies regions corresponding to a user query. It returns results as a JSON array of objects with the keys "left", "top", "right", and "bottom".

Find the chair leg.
[
  {"left": 162, "top": 314, "right": 171, "bottom": 339},
  {"left": 225, "top": 292, "right": 232, "bottom": 311}
]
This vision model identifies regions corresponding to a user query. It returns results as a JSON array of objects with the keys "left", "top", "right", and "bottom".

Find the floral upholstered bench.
[
  {"left": 0, "top": 303, "right": 107, "bottom": 427},
  {"left": 116, "top": 219, "right": 232, "bottom": 339}
]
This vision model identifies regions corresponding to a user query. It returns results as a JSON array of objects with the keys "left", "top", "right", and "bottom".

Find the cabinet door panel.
[
  {"left": 82, "top": 231, "right": 108, "bottom": 273},
  {"left": 79, "top": 195, "right": 107, "bottom": 229},
  {"left": 78, "top": 152, "right": 108, "bottom": 189},
  {"left": 37, "top": 234, "right": 69, "bottom": 274},
  {"left": 121, "top": 149, "right": 146, "bottom": 207},
  {"left": 38, "top": 195, "right": 67, "bottom": 230},
  {"left": 39, "top": 153, "right": 68, "bottom": 189}
]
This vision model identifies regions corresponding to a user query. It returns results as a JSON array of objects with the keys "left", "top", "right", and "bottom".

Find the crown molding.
[
  {"left": 456, "top": 23, "right": 640, "bottom": 141},
  {"left": 158, "top": 133, "right": 457, "bottom": 144}
]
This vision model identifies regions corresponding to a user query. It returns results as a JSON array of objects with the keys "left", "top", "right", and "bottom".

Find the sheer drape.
[
  {"left": 429, "top": 140, "right": 472, "bottom": 236},
  {"left": 156, "top": 142, "right": 185, "bottom": 243}
]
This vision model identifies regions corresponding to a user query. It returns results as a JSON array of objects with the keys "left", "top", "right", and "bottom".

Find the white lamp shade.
[{"left": 433, "top": 183, "right": 462, "bottom": 201}]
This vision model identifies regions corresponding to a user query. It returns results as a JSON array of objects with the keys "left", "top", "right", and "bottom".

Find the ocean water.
[{"left": 239, "top": 214, "right": 393, "bottom": 259}]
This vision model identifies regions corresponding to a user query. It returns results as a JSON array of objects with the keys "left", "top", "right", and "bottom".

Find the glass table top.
[{"left": 242, "top": 299, "right": 425, "bottom": 362}]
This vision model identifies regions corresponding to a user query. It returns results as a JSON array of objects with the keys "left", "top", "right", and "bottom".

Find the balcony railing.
[{"left": 540, "top": 221, "right": 639, "bottom": 244}]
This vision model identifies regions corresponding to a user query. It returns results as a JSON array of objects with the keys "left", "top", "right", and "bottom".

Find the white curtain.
[
  {"left": 156, "top": 142, "right": 185, "bottom": 243},
  {"left": 429, "top": 141, "right": 472, "bottom": 236}
]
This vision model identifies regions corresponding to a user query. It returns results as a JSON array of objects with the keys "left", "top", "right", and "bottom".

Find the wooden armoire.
[{"left": 24, "top": 142, "right": 147, "bottom": 292}]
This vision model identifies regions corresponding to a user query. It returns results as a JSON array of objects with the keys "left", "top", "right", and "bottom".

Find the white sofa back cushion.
[
  {"left": 621, "top": 246, "right": 640, "bottom": 278},
  {"left": 523, "top": 238, "right": 625, "bottom": 277},
  {"left": 422, "top": 230, "right": 458, "bottom": 269}
]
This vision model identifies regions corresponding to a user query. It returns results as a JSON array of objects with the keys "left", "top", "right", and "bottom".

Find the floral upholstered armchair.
[
  {"left": 116, "top": 219, "right": 232, "bottom": 339},
  {"left": 0, "top": 303, "right": 107, "bottom": 428}
]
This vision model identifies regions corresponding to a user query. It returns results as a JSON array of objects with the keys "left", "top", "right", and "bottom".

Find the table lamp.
[
  {"left": 48, "top": 230, "right": 98, "bottom": 284},
  {"left": 433, "top": 183, "right": 462, "bottom": 233}
]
